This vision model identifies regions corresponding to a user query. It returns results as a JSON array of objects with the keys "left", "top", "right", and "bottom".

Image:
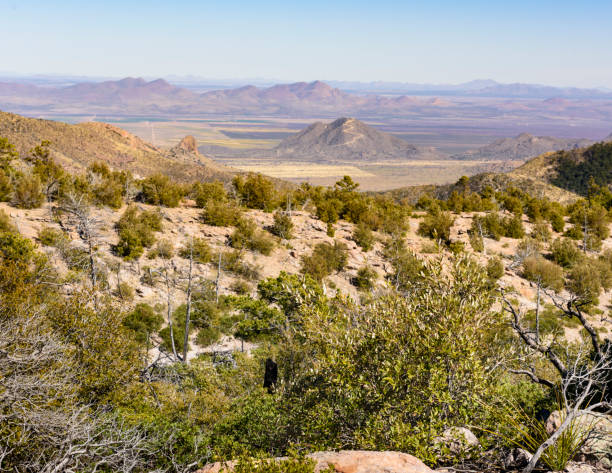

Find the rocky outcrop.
[
  {"left": 198, "top": 450, "right": 434, "bottom": 473},
  {"left": 435, "top": 427, "right": 480, "bottom": 456}
]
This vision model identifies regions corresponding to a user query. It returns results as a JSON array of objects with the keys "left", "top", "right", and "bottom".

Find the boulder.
[
  {"left": 197, "top": 450, "right": 434, "bottom": 473},
  {"left": 503, "top": 447, "right": 532, "bottom": 469},
  {"left": 435, "top": 427, "right": 480, "bottom": 455}
]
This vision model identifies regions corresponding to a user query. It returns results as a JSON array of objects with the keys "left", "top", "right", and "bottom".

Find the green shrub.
[
  {"left": 233, "top": 173, "right": 278, "bottom": 210},
  {"left": 352, "top": 222, "right": 375, "bottom": 251},
  {"left": 269, "top": 210, "right": 294, "bottom": 239},
  {"left": 530, "top": 220, "right": 551, "bottom": 242},
  {"left": 201, "top": 200, "right": 243, "bottom": 227},
  {"left": 115, "top": 281, "right": 135, "bottom": 301},
  {"left": 469, "top": 233, "right": 484, "bottom": 252},
  {"left": 549, "top": 211, "right": 566, "bottom": 233},
  {"left": 13, "top": 174, "right": 45, "bottom": 209},
  {"left": 231, "top": 218, "right": 275, "bottom": 255},
  {"left": 277, "top": 256, "right": 503, "bottom": 464},
  {"left": 235, "top": 299, "right": 285, "bottom": 340},
  {"left": 550, "top": 238, "right": 582, "bottom": 268},
  {"left": 352, "top": 266, "right": 377, "bottom": 290},
  {"left": 193, "top": 180, "right": 226, "bottom": 208},
  {"left": 522, "top": 256, "right": 564, "bottom": 292},
  {"left": 0, "top": 209, "right": 15, "bottom": 233},
  {"left": 114, "top": 205, "right": 163, "bottom": 260},
  {"left": 503, "top": 215, "right": 525, "bottom": 239},
  {"left": 301, "top": 241, "right": 348, "bottom": 281},
  {"left": 221, "top": 250, "right": 261, "bottom": 280},
  {"left": 449, "top": 240, "right": 465, "bottom": 254},
  {"left": 38, "top": 226, "right": 67, "bottom": 246},
  {"left": 418, "top": 210, "right": 454, "bottom": 244},
  {"left": 122, "top": 303, "right": 163, "bottom": 343},
  {"left": 179, "top": 237, "right": 212, "bottom": 263},
  {"left": 147, "top": 238, "right": 174, "bottom": 259},
  {"left": 486, "top": 256, "right": 504, "bottom": 282},
  {"left": 566, "top": 261, "right": 610, "bottom": 303},
  {"left": 230, "top": 279, "right": 252, "bottom": 295},
  {"left": 383, "top": 237, "right": 426, "bottom": 291},
  {"left": 140, "top": 173, "right": 183, "bottom": 207},
  {"left": 0, "top": 169, "right": 12, "bottom": 201}
]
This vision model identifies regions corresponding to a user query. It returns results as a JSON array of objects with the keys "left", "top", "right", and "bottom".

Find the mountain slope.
[
  {"left": 0, "top": 111, "right": 233, "bottom": 182},
  {"left": 453, "top": 133, "right": 593, "bottom": 162},
  {"left": 510, "top": 141, "right": 612, "bottom": 195},
  {"left": 274, "top": 117, "right": 440, "bottom": 162}
]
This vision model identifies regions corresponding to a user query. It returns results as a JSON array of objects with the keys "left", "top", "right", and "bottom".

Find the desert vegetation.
[{"left": 1, "top": 138, "right": 611, "bottom": 473}]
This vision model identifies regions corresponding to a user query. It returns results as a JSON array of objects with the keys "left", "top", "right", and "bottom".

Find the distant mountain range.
[
  {"left": 1, "top": 77, "right": 611, "bottom": 119},
  {"left": 452, "top": 133, "right": 595, "bottom": 161}
]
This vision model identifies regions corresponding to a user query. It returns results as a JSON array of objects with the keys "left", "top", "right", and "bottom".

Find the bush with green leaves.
[
  {"left": 231, "top": 218, "right": 275, "bottom": 255},
  {"left": 530, "top": 220, "right": 551, "bottom": 242},
  {"left": 147, "top": 238, "right": 175, "bottom": 259},
  {"left": 87, "top": 162, "right": 130, "bottom": 208},
  {"left": 486, "top": 256, "right": 504, "bottom": 282},
  {"left": 37, "top": 226, "right": 68, "bottom": 247},
  {"left": 201, "top": 200, "right": 243, "bottom": 227},
  {"left": 122, "top": 303, "right": 163, "bottom": 343},
  {"left": 233, "top": 173, "right": 278, "bottom": 210},
  {"left": 417, "top": 210, "right": 454, "bottom": 245},
  {"left": 179, "top": 237, "right": 212, "bottom": 263},
  {"left": 12, "top": 173, "right": 45, "bottom": 209},
  {"left": 0, "top": 168, "right": 12, "bottom": 201},
  {"left": 352, "top": 265, "right": 378, "bottom": 290},
  {"left": 234, "top": 298, "right": 285, "bottom": 340},
  {"left": 521, "top": 256, "right": 564, "bottom": 292},
  {"left": 114, "top": 205, "right": 163, "bottom": 260},
  {"left": 269, "top": 210, "right": 294, "bottom": 239},
  {"left": 276, "top": 256, "right": 503, "bottom": 464},
  {"left": 566, "top": 259, "right": 612, "bottom": 304},
  {"left": 140, "top": 173, "right": 184, "bottom": 207},
  {"left": 257, "top": 271, "right": 325, "bottom": 318},
  {"left": 550, "top": 238, "right": 582, "bottom": 268},
  {"left": 352, "top": 221, "right": 375, "bottom": 251},
  {"left": 220, "top": 249, "right": 261, "bottom": 280},
  {"left": 300, "top": 241, "right": 348, "bottom": 281},
  {"left": 193, "top": 180, "right": 227, "bottom": 208},
  {"left": 382, "top": 236, "right": 426, "bottom": 291}
]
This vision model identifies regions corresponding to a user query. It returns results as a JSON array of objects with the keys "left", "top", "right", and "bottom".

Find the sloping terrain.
[
  {"left": 273, "top": 117, "right": 441, "bottom": 162},
  {"left": 0, "top": 111, "right": 234, "bottom": 182},
  {"left": 452, "top": 132, "right": 593, "bottom": 162}
]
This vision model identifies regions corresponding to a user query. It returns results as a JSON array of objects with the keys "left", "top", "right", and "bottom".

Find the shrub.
[
  {"left": 352, "top": 265, "right": 377, "bottom": 290},
  {"left": 231, "top": 218, "right": 275, "bottom": 255},
  {"left": 0, "top": 169, "right": 12, "bottom": 201},
  {"left": 115, "top": 281, "right": 135, "bottom": 302},
  {"left": 201, "top": 200, "right": 243, "bottom": 227},
  {"left": 234, "top": 299, "right": 285, "bottom": 340},
  {"left": 383, "top": 237, "right": 426, "bottom": 291},
  {"left": 221, "top": 250, "right": 261, "bottom": 280},
  {"left": 277, "top": 256, "right": 503, "bottom": 464},
  {"left": 114, "top": 205, "right": 163, "bottom": 260},
  {"left": 486, "top": 256, "right": 504, "bottom": 282},
  {"left": 530, "top": 220, "right": 551, "bottom": 242},
  {"left": 503, "top": 215, "right": 525, "bottom": 239},
  {"left": 549, "top": 211, "right": 566, "bottom": 233},
  {"left": 566, "top": 261, "right": 608, "bottom": 303},
  {"left": 469, "top": 233, "right": 484, "bottom": 252},
  {"left": 148, "top": 238, "right": 174, "bottom": 259},
  {"left": 233, "top": 173, "right": 277, "bottom": 210},
  {"left": 522, "top": 256, "right": 564, "bottom": 292},
  {"left": 38, "top": 226, "right": 67, "bottom": 246},
  {"left": 179, "top": 237, "right": 212, "bottom": 263},
  {"left": 193, "top": 181, "right": 226, "bottom": 208},
  {"left": 352, "top": 222, "right": 375, "bottom": 251},
  {"left": 230, "top": 279, "right": 252, "bottom": 295},
  {"left": 449, "top": 240, "right": 465, "bottom": 255},
  {"left": 122, "top": 303, "right": 163, "bottom": 343},
  {"left": 301, "top": 241, "right": 348, "bottom": 281},
  {"left": 418, "top": 210, "right": 454, "bottom": 244},
  {"left": 550, "top": 238, "right": 582, "bottom": 268},
  {"left": 0, "top": 209, "right": 15, "bottom": 233},
  {"left": 12, "top": 174, "right": 45, "bottom": 209},
  {"left": 269, "top": 210, "right": 294, "bottom": 239},
  {"left": 140, "top": 173, "right": 183, "bottom": 207}
]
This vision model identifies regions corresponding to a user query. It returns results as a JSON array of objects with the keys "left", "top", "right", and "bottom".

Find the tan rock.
[{"left": 197, "top": 450, "right": 434, "bottom": 473}]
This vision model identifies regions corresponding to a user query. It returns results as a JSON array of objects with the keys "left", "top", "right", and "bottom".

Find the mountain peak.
[{"left": 173, "top": 135, "right": 199, "bottom": 154}]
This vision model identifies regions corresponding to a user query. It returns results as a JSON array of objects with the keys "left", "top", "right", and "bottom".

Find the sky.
[{"left": 1, "top": 0, "right": 612, "bottom": 88}]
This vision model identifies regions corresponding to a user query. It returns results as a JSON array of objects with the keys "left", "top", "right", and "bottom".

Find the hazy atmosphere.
[{"left": 1, "top": 2, "right": 612, "bottom": 473}]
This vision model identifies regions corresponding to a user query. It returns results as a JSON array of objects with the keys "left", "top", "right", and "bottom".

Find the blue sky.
[{"left": 1, "top": 0, "right": 611, "bottom": 87}]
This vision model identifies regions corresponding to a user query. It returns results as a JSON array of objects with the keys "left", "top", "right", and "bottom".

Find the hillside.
[
  {"left": 0, "top": 110, "right": 234, "bottom": 182},
  {"left": 509, "top": 141, "right": 612, "bottom": 195},
  {"left": 273, "top": 117, "right": 441, "bottom": 162},
  {"left": 452, "top": 132, "right": 592, "bottom": 161}
]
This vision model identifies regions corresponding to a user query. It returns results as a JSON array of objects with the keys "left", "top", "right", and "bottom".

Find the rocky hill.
[
  {"left": 0, "top": 111, "right": 234, "bottom": 182},
  {"left": 273, "top": 117, "right": 441, "bottom": 162},
  {"left": 452, "top": 132, "right": 593, "bottom": 162}
]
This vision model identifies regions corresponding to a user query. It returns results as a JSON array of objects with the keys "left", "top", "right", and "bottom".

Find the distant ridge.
[
  {"left": 0, "top": 111, "right": 233, "bottom": 182},
  {"left": 274, "top": 117, "right": 441, "bottom": 162},
  {"left": 453, "top": 133, "right": 593, "bottom": 162}
]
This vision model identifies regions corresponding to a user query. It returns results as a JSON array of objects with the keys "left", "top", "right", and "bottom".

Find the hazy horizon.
[{"left": 2, "top": 1, "right": 612, "bottom": 88}]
